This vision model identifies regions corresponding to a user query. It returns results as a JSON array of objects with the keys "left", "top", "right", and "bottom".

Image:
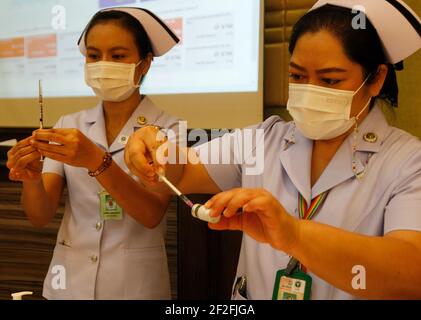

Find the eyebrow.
[{"left": 289, "top": 62, "right": 348, "bottom": 74}]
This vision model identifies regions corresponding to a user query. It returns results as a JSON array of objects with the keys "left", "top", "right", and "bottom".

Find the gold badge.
[
  {"left": 363, "top": 132, "right": 378, "bottom": 143},
  {"left": 137, "top": 116, "right": 147, "bottom": 125}
]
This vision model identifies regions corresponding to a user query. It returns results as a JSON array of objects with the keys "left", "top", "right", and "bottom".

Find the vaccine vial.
[{"left": 191, "top": 204, "right": 221, "bottom": 224}]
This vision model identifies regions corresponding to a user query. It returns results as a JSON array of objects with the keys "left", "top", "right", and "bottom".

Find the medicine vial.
[{"left": 191, "top": 204, "right": 221, "bottom": 224}]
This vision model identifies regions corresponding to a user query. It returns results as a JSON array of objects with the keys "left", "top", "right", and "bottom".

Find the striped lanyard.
[
  {"left": 285, "top": 191, "right": 329, "bottom": 275},
  {"left": 298, "top": 192, "right": 329, "bottom": 220}
]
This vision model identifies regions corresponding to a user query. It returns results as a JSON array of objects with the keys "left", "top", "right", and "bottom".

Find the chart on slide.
[{"left": 0, "top": 0, "right": 260, "bottom": 98}]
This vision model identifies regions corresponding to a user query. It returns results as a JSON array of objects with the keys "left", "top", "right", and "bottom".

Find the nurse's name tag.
[
  {"left": 272, "top": 269, "right": 312, "bottom": 300},
  {"left": 99, "top": 191, "right": 123, "bottom": 221}
]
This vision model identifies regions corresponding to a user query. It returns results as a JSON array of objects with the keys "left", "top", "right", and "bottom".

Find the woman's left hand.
[
  {"left": 206, "top": 188, "right": 299, "bottom": 253},
  {"left": 30, "top": 128, "right": 104, "bottom": 171}
]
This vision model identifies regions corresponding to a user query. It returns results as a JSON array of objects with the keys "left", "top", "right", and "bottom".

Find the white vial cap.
[{"left": 191, "top": 204, "right": 221, "bottom": 224}]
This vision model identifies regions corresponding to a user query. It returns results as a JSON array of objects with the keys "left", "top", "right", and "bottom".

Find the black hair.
[
  {"left": 289, "top": 4, "right": 399, "bottom": 107},
  {"left": 84, "top": 10, "right": 153, "bottom": 59}
]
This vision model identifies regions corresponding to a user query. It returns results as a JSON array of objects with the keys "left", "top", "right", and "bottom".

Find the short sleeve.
[
  {"left": 192, "top": 116, "right": 279, "bottom": 192},
  {"left": 152, "top": 105, "right": 186, "bottom": 147},
  {"left": 193, "top": 129, "right": 243, "bottom": 191},
  {"left": 384, "top": 149, "right": 421, "bottom": 234},
  {"left": 42, "top": 116, "right": 65, "bottom": 177},
  {"left": 163, "top": 116, "right": 186, "bottom": 145}
]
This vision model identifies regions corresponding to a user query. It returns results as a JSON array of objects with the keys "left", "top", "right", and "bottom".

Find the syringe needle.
[
  {"left": 38, "top": 80, "right": 44, "bottom": 162},
  {"left": 157, "top": 173, "right": 194, "bottom": 208},
  {"left": 38, "top": 80, "right": 43, "bottom": 129}
]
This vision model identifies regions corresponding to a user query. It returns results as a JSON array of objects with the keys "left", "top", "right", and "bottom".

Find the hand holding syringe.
[{"left": 123, "top": 125, "right": 221, "bottom": 223}]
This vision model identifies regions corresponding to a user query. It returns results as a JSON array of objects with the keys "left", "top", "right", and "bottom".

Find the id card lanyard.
[
  {"left": 272, "top": 191, "right": 329, "bottom": 300},
  {"left": 287, "top": 191, "right": 329, "bottom": 273}
]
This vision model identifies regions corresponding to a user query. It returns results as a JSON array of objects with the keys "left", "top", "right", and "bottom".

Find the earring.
[
  {"left": 284, "top": 122, "right": 296, "bottom": 150},
  {"left": 352, "top": 121, "right": 366, "bottom": 180},
  {"left": 352, "top": 123, "right": 359, "bottom": 176}
]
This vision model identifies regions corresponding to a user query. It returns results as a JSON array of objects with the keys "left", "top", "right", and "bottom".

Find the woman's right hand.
[
  {"left": 7, "top": 136, "right": 43, "bottom": 182},
  {"left": 125, "top": 126, "right": 168, "bottom": 186}
]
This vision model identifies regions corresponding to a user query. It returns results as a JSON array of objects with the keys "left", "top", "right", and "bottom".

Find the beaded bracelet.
[{"left": 88, "top": 152, "right": 113, "bottom": 177}]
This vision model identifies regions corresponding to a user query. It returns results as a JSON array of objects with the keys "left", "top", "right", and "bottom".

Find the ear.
[
  {"left": 141, "top": 52, "right": 153, "bottom": 75},
  {"left": 135, "top": 53, "right": 153, "bottom": 84},
  {"left": 368, "top": 64, "right": 388, "bottom": 97}
]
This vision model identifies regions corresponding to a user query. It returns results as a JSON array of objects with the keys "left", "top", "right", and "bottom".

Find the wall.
[{"left": 393, "top": 0, "right": 421, "bottom": 138}]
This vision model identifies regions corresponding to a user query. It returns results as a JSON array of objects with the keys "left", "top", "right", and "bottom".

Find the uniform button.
[
  {"left": 90, "top": 255, "right": 98, "bottom": 263},
  {"left": 118, "top": 135, "right": 128, "bottom": 145},
  {"left": 137, "top": 116, "right": 147, "bottom": 125},
  {"left": 95, "top": 222, "right": 102, "bottom": 231}
]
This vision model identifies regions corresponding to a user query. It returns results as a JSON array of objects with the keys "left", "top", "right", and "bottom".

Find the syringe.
[
  {"left": 38, "top": 80, "right": 44, "bottom": 162},
  {"left": 157, "top": 173, "right": 220, "bottom": 224}
]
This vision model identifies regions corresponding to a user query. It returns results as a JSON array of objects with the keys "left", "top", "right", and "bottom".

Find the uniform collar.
[
  {"left": 83, "top": 96, "right": 162, "bottom": 153},
  {"left": 280, "top": 100, "right": 391, "bottom": 203},
  {"left": 279, "top": 123, "right": 313, "bottom": 204},
  {"left": 354, "top": 101, "right": 391, "bottom": 153}
]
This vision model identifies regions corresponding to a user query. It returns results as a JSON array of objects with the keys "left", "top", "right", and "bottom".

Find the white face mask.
[
  {"left": 287, "top": 76, "right": 371, "bottom": 140},
  {"left": 85, "top": 60, "right": 142, "bottom": 102}
]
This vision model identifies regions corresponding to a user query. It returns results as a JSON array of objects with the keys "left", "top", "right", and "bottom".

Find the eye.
[
  {"left": 112, "top": 54, "right": 126, "bottom": 60},
  {"left": 88, "top": 54, "right": 100, "bottom": 60},
  {"left": 322, "top": 78, "right": 341, "bottom": 85},
  {"left": 289, "top": 73, "right": 306, "bottom": 81}
]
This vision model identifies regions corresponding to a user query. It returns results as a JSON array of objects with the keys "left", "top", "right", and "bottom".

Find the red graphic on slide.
[
  {"left": 165, "top": 18, "right": 183, "bottom": 45},
  {"left": 0, "top": 37, "right": 24, "bottom": 59},
  {"left": 27, "top": 34, "right": 57, "bottom": 59}
]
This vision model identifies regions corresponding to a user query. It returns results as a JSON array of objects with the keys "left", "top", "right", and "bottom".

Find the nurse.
[
  {"left": 125, "top": 0, "right": 421, "bottom": 299},
  {"left": 7, "top": 7, "right": 182, "bottom": 299}
]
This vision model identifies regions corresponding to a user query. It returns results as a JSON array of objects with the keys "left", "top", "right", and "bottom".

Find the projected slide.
[{"left": 0, "top": 0, "right": 260, "bottom": 98}]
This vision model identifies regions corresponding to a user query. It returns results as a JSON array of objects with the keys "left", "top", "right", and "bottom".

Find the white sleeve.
[
  {"left": 194, "top": 129, "right": 243, "bottom": 191},
  {"left": 384, "top": 149, "right": 421, "bottom": 234},
  {"left": 192, "top": 116, "right": 279, "bottom": 191}
]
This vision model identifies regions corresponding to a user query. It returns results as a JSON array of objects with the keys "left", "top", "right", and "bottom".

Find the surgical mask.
[
  {"left": 287, "top": 76, "right": 371, "bottom": 140},
  {"left": 85, "top": 60, "right": 142, "bottom": 102}
]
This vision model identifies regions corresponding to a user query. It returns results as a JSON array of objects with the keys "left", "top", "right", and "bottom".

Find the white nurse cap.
[
  {"left": 311, "top": 0, "right": 421, "bottom": 64},
  {"left": 78, "top": 7, "right": 180, "bottom": 57}
]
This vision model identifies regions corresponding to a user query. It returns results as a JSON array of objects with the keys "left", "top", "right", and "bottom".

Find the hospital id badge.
[
  {"left": 272, "top": 269, "right": 312, "bottom": 300},
  {"left": 99, "top": 191, "right": 123, "bottom": 220}
]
